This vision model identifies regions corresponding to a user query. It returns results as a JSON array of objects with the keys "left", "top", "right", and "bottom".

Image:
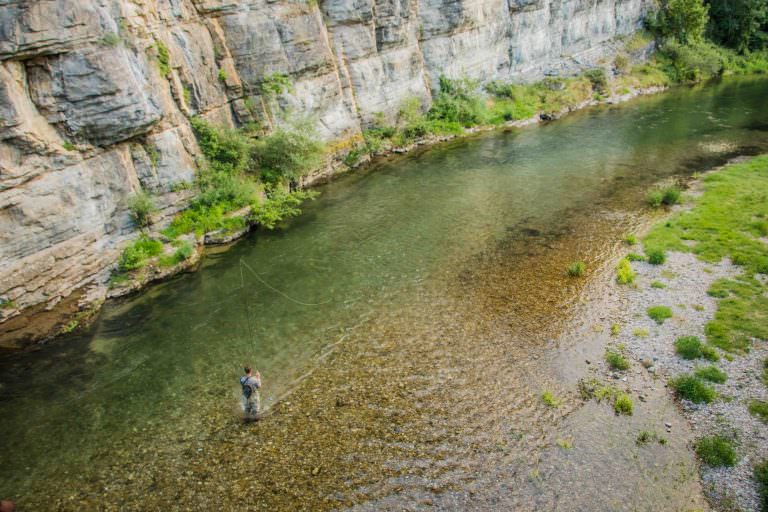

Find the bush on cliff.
[
  {"left": 118, "top": 235, "right": 164, "bottom": 272},
  {"left": 254, "top": 120, "right": 325, "bottom": 186},
  {"left": 127, "top": 191, "right": 157, "bottom": 228}
]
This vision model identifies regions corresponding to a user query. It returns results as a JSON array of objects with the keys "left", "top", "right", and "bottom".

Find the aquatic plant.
[
  {"left": 670, "top": 374, "right": 716, "bottom": 403},
  {"left": 567, "top": 261, "right": 586, "bottom": 277},
  {"left": 695, "top": 435, "right": 738, "bottom": 467}
]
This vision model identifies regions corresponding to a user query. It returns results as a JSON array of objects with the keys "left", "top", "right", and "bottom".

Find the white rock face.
[{"left": 0, "top": 0, "right": 651, "bottom": 326}]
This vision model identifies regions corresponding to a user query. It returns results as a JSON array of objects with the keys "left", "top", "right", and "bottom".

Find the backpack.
[{"left": 241, "top": 377, "right": 253, "bottom": 399}]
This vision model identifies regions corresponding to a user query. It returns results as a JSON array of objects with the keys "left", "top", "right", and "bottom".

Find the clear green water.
[{"left": 2, "top": 77, "right": 768, "bottom": 509}]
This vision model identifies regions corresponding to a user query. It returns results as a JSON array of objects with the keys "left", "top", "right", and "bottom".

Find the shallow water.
[{"left": 2, "top": 77, "right": 768, "bottom": 510}]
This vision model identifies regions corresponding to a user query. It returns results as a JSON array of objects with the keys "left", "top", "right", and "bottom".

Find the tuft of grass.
[
  {"left": 647, "top": 305, "right": 673, "bottom": 324},
  {"left": 650, "top": 280, "right": 666, "bottom": 289},
  {"left": 748, "top": 400, "right": 768, "bottom": 424},
  {"left": 646, "top": 248, "right": 667, "bottom": 265},
  {"left": 127, "top": 191, "right": 157, "bottom": 228},
  {"left": 670, "top": 374, "right": 717, "bottom": 403},
  {"left": 62, "top": 141, "right": 76, "bottom": 151},
  {"left": 567, "top": 261, "right": 586, "bottom": 277},
  {"left": 627, "top": 252, "right": 647, "bottom": 262},
  {"left": 647, "top": 186, "right": 682, "bottom": 207},
  {"left": 118, "top": 235, "right": 164, "bottom": 272},
  {"left": 611, "top": 323, "right": 621, "bottom": 336},
  {"left": 636, "top": 430, "right": 666, "bottom": 445},
  {"left": 695, "top": 435, "right": 738, "bottom": 467},
  {"left": 158, "top": 241, "right": 194, "bottom": 267},
  {"left": 614, "top": 393, "right": 633, "bottom": 415},
  {"left": 100, "top": 32, "right": 122, "bottom": 47},
  {"left": 218, "top": 68, "right": 227, "bottom": 81},
  {"left": 701, "top": 344, "right": 721, "bottom": 362},
  {"left": 763, "top": 359, "right": 768, "bottom": 387},
  {"left": 633, "top": 327, "right": 649, "bottom": 338},
  {"left": 155, "top": 40, "right": 171, "bottom": 76},
  {"left": 694, "top": 365, "right": 727, "bottom": 384},
  {"left": 674, "top": 335, "right": 704, "bottom": 359},
  {"left": 541, "top": 391, "right": 561, "bottom": 407},
  {"left": 556, "top": 438, "right": 573, "bottom": 449},
  {"left": 605, "top": 349, "right": 630, "bottom": 371},
  {"left": 623, "top": 234, "right": 638, "bottom": 245},
  {"left": 616, "top": 258, "right": 636, "bottom": 284}
]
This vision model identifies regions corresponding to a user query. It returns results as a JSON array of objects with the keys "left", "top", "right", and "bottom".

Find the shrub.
[
  {"left": 659, "top": 40, "right": 725, "bottom": 83},
  {"left": 707, "top": 0, "right": 768, "bottom": 53},
  {"left": 189, "top": 117, "right": 251, "bottom": 174},
  {"left": 647, "top": 0, "right": 709, "bottom": 44},
  {"left": 217, "top": 68, "right": 227, "bottom": 81},
  {"left": 584, "top": 68, "right": 608, "bottom": 92},
  {"left": 647, "top": 189, "right": 664, "bottom": 207},
  {"left": 647, "top": 248, "right": 667, "bottom": 265},
  {"left": 670, "top": 374, "right": 717, "bottom": 403},
  {"left": 250, "top": 188, "right": 318, "bottom": 230},
  {"left": 260, "top": 73, "right": 293, "bottom": 97},
  {"left": 695, "top": 435, "right": 738, "bottom": 467},
  {"left": 118, "top": 235, "right": 164, "bottom": 272},
  {"left": 428, "top": 76, "right": 489, "bottom": 127},
  {"left": 675, "top": 335, "right": 704, "bottom": 359},
  {"left": 647, "top": 305, "right": 673, "bottom": 324},
  {"left": 701, "top": 344, "right": 720, "bottom": 361},
  {"left": 694, "top": 365, "right": 727, "bottom": 383},
  {"left": 567, "top": 261, "right": 586, "bottom": 277},
  {"left": 254, "top": 122, "right": 324, "bottom": 186},
  {"left": 155, "top": 40, "right": 171, "bottom": 76},
  {"left": 661, "top": 186, "right": 682, "bottom": 205},
  {"left": 614, "top": 393, "right": 634, "bottom": 415},
  {"left": 748, "top": 400, "right": 768, "bottom": 423},
  {"left": 127, "top": 191, "right": 157, "bottom": 228},
  {"left": 624, "top": 234, "right": 638, "bottom": 245},
  {"left": 617, "top": 258, "right": 636, "bottom": 284},
  {"left": 606, "top": 349, "right": 630, "bottom": 371},
  {"left": 614, "top": 54, "right": 631, "bottom": 74}
]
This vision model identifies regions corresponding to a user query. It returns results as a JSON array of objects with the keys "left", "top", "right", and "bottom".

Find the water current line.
[{"left": 238, "top": 258, "right": 332, "bottom": 306}]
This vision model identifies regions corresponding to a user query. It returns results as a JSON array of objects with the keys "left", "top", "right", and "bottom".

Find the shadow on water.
[{"left": 2, "top": 76, "right": 768, "bottom": 510}]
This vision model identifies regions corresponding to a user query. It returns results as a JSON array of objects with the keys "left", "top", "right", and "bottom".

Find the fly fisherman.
[{"left": 240, "top": 366, "right": 262, "bottom": 421}]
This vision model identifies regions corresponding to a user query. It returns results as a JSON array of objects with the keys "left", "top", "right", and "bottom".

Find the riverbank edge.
[
  {"left": 594, "top": 155, "right": 768, "bottom": 511},
  {"left": 0, "top": 82, "right": 671, "bottom": 349}
]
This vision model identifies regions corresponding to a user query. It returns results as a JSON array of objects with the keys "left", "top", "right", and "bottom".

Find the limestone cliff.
[{"left": 0, "top": 0, "right": 650, "bottom": 333}]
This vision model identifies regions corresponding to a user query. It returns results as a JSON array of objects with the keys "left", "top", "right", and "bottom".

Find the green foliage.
[
  {"left": 647, "top": 185, "right": 682, "bottom": 207},
  {"left": 189, "top": 117, "right": 251, "bottom": 174},
  {"left": 651, "top": 280, "right": 667, "bottom": 288},
  {"left": 254, "top": 121, "right": 324, "bottom": 186},
  {"left": 763, "top": 358, "right": 768, "bottom": 387},
  {"left": 748, "top": 400, "right": 768, "bottom": 423},
  {"left": 217, "top": 68, "right": 227, "bottom": 81},
  {"left": 658, "top": 40, "right": 726, "bottom": 82},
  {"left": 644, "top": 156, "right": 768, "bottom": 353},
  {"left": 344, "top": 146, "right": 365, "bottom": 166},
  {"left": 624, "top": 234, "right": 638, "bottom": 245},
  {"left": 0, "top": 297, "right": 16, "bottom": 309},
  {"left": 611, "top": 323, "right": 621, "bottom": 336},
  {"left": 707, "top": 0, "right": 768, "bottom": 53},
  {"left": 614, "top": 393, "right": 634, "bottom": 415},
  {"left": 694, "top": 365, "right": 727, "bottom": 383},
  {"left": 261, "top": 73, "right": 293, "bottom": 97},
  {"left": 62, "top": 141, "right": 75, "bottom": 151},
  {"left": 647, "top": 0, "right": 709, "bottom": 44},
  {"left": 250, "top": 188, "right": 318, "bottom": 230},
  {"left": 648, "top": 305, "right": 673, "bottom": 324},
  {"left": 541, "top": 391, "right": 561, "bottom": 407},
  {"left": 627, "top": 252, "right": 647, "bottom": 262},
  {"left": 118, "top": 235, "right": 164, "bottom": 272},
  {"left": 606, "top": 349, "right": 630, "bottom": 371},
  {"left": 670, "top": 373, "right": 717, "bottom": 403},
  {"left": 100, "top": 32, "right": 122, "bottom": 47},
  {"left": 695, "top": 435, "right": 738, "bottom": 466},
  {"left": 636, "top": 430, "right": 666, "bottom": 445},
  {"left": 633, "top": 327, "right": 650, "bottom": 337},
  {"left": 584, "top": 68, "right": 608, "bottom": 92},
  {"left": 127, "top": 191, "right": 157, "bottom": 228},
  {"left": 701, "top": 344, "right": 721, "bottom": 361},
  {"left": 755, "top": 459, "right": 768, "bottom": 512},
  {"left": 647, "top": 248, "right": 667, "bottom": 265},
  {"left": 155, "top": 40, "right": 171, "bottom": 76},
  {"left": 567, "top": 261, "right": 586, "bottom": 277},
  {"left": 158, "top": 241, "right": 194, "bottom": 267},
  {"left": 616, "top": 258, "right": 636, "bottom": 284},
  {"left": 675, "top": 335, "right": 705, "bottom": 359}
]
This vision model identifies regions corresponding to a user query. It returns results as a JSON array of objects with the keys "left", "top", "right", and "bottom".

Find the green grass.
[
  {"left": 614, "top": 393, "right": 633, "bottom": 415},
  {"left": 633, "top": 327, "right": 649, "bottom": 338},
  {"left": 643, "top": 156, "right": 768, "bottom": 354},
  {"left": 694, "top": 365, "right": 727, "bottom": 384},
  {"left": 670, "top": 374, "right": 717, "bottom": 403},
  {"left": 155, "top": 40, "right": 171, "bottom": 76},
  {"left": 748, "top": 400, "right": 768, "bottom": 424},
  {"left": 674, "top": 335, "right": 705, "bottom": 359},
  {"left": 62, "top": 141, "right": 75, "bottom": 151},
  {"left": 763, "top": 359, "right": 768, "bottom": 387},
  {"left": 118, "top": 235, "right": 164, "bottom": 272},
  {"left": 650, "top": 280, "right": 667, "bottom": 289},
  {"left": 647, "top": 185, "right": 682, "bottom": 208},
  {"left": 158, "top": 241, "right": 194, "bottom": 267},
  {"left": 567, "top": 261, "right": 586, "bottom": 277},
  {"left": 636, "top": 430, "right": 666, "bottom": 445},
  {"left": 647, "top": 305, "right": 673, "bottom": 324},
  {"left": 623, "top": 234, "right": 638, "bottom": 245},
  {"left": 616, "top": 258, "right": 636, "bottom": 284},
  {"left": 627, "top": 252, "right": 647, "bottom": 262},
  {"left": 646, "top": 248, "right": 667, "bottom": 265},
  {"left": 541, "top": 391, "right": 561, "bottom": 407},
  {"left": 611, "top": 323, "right": 621, "bottom": 336},
  {"left": 695, "top": 435, "right": 738, "bottom": 467},
  {"left": 755, "top": 459, "right": 768, "bottom": 512},
  {"left": 605, "top": 349, "right": 630, "bottom": 371}
]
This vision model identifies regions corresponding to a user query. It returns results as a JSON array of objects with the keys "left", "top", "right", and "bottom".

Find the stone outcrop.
[{"left": 0, "top": 0, "right": 651, "bottom": 337}]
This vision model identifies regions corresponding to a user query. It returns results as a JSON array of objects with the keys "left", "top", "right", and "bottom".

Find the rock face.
[{"left": 0, "top": 0, "right": 650, "bottom": 333}]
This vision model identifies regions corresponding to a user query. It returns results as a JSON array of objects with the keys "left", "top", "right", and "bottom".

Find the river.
[{"left": 2, "top": 76, "right": 768, "bottom": 510}]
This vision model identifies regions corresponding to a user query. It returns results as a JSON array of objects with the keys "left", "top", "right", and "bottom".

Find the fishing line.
[{"left": 238, "top": 258, "right": 331, "bottom": 307}]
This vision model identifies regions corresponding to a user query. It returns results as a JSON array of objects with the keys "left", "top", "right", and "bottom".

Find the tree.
[
  {"left": 706, "top": 0, "right": 768, "bottom": 52},
  {"left": 651, "top": 0, "right": 710, "bottom": 44}
]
